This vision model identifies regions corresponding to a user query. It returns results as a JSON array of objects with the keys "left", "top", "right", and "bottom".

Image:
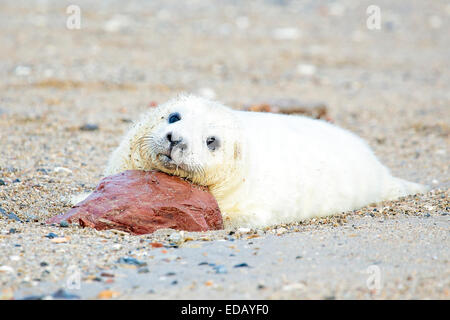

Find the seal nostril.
[{"left": 166, "top": 132, "right": 173, "bottom": 142}]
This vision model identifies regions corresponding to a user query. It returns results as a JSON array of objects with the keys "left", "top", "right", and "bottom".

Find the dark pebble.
[
  {"left": 198, "top": 262, "right": 209, "bottom": 266},
  {"left": 59, "top": 221, "right": 69, "bottom": 227},
  {"left": 165, "top": 272, "right": 176, "bottom": 276},
  {"left": 171, "top": 280, "right": 178, "bottom": 285},
  {"left": 79, "top": 123, "right": 99, "bottom": 131},
  {"left": 137, "top": 267, "right": 150, "bottom": 274},
  {"left": 0, "top": 179, "right": 6, "bottom": 186},
  {"left": 234, "top": 263, "right": 250, "bottom": 268},
  {"left": 100, "top": 272, "right": 115, "bottom": 278},
  {"left": 9, "top": 228, "right": 17, "bottom": 234},
  {"left": 36, "top": 168, "right": 49, "bottom": 174},
  {"left": 52, "top": 289, "right": 80, "bottom": 300},
  {"left": 117, "top": 257, "right": 147, "bottom": 267},
  {"left": 1, "top": 211, "right": 21, "bottom": 222},
  {"left": 45, "top": 232, "right": 58, "bottom": 239},
  {"left": 257, "top": 284, "right": 266, "bottom": 290},
  {"left": 40, "top": 262, "right": 49, "bottom": 267},
  {"left": 295, "top": 256, "right": 302, "bottom": 259},
  {"left": 13, "top": 178, "right": 20, "bottom": 183},
  {"left": 9, "top": 213, "right": 21, "bottom": 222},
  {"left": 22, "top": 295, "right": 45, "bottom": 300}
]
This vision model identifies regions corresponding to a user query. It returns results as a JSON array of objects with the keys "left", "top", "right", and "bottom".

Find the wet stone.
[
  {"left": 234, "top": 263, "right": 250, "bottom": 268},
  {"left": 137, "top": 267, "right": 150, "bottom": 274},
  {"left": 45, "top": 233, "right": 58, "bottom": 239},
  {"left": 59, "top": 221, "right": 69, "bottom": 227},
  {"left": 51, "top": 289, "right": 80, "bottom": 300},
  {"left": 79, "top": 123, "right": 99, "bottom": 131},
  {"left": 117, "top": 257, "right": 147, "bottom": 267}
]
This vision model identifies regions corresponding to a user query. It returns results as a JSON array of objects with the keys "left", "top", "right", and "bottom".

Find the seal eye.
[
  {"left": 206, "top": 136, "right": 219, "bottom": 151},
  {"left": 168, "top": 112, "right": 181, "bottom": 124}
]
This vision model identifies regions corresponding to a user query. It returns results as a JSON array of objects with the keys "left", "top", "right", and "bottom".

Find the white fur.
[{"left": 104, "top": 95, "right": 428, "bottom": 228}]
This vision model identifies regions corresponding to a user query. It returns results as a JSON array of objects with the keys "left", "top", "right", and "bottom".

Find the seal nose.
[{"left": 166, "top": 132, "right": 185, "bottom": 150}]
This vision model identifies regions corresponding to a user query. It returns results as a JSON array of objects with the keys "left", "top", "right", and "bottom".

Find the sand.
[{"left": 0, "top": 0, "right": 448, "bottom": 299}]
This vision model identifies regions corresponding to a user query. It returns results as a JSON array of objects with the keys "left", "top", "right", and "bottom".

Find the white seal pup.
[{"left": 104, "top": 94, "right": 428, "bottom": 228}]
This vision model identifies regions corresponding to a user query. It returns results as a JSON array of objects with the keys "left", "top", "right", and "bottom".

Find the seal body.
[{"left": 105, "top": 95, "right": 428, "bottom": 228}]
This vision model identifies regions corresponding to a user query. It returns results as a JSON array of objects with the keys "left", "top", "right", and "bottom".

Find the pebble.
[
  {"left": 0, "top": 266, "right": 15, "bottom": 274},
  {"left": 0, "top": 179, "right": 5, "bottom": 186},
  {"left": 137, "top": 267, "right": 150, "bottom": 274},
  {"left": 1, "top": 211, "right": 21, "bottom": 222},
  {"left": 14, "top": 65, "right": 31, "bottom": 76},
  {"left": 54, "top": 167, "right": 72, "bottom": 174},
  {"left": 50, "top": 237, "right": 70, "bottom": 243},
  {"left": 168, "top": 232, "right": 183, "bottom": 244},
  {"left": 100, "top": 272, "right": 115, "bottom": 278},
  {"left": 213, "top": 265, "right": 227, "bottom": 274},
  {"left": 102, "top": 14, "right": 130, "bottom": 33},
  {"left": 297, "top": 64, "right": 317, "bottom": 76},
  {"left": 112, "top": 244, "right": 122, "bottom": 250},
  {"left": 79, "top": 123, "right": 99, "bottom": 131},
  {"left": 59, "top": 221, "right": 69, "bottom": 228},
  {"left": 233, "top": 263, "right": 250, "bottom": 268},
  {"left": 272, "top": 27, "right": 301, "bottom": 40},
  {"left": 117, "top": 257, "right": 147, "bottom": 267},
  {"left": 45, "top": 232, "right": 58, "bottom": 239},
  {"left": 97, "top": 289, "right": 120, "bottom": 299}
]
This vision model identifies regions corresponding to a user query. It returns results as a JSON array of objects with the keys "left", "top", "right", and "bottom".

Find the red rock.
[{"left": 47, "top": 170, "right": 223, "bottom": 235}]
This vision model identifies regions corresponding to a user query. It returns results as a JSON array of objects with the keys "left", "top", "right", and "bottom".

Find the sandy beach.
[{"left": 0, "top": 0, "right": 448, "bottom": 299}]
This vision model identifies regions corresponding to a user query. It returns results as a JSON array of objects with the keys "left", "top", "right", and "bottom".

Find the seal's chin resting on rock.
[{"left": 104, "top": 94, "right": 429, "bottom": 229}]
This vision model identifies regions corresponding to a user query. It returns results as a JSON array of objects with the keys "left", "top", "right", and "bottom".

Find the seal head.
[{"left": 128, "top": 95, "right": 242, "bottom": 188}]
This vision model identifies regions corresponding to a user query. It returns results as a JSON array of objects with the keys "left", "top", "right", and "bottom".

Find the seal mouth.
[{"left": 157, "top": 153, "right": 177, "bottom": 169}]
